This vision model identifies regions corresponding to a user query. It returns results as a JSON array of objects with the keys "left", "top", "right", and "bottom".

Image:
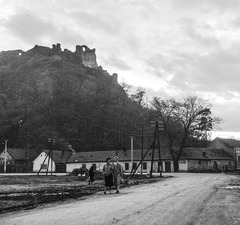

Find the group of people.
[
  {"left": 87, "top": 156, "right": 123, "bottom": 194},
  {"left": 103, "top": 156, "right": 123, "bottom": 194}
]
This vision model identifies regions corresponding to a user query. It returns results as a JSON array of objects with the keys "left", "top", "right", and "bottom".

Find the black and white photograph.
[{"left": 0, "top": 0, "right": 240, "bottom": 224}]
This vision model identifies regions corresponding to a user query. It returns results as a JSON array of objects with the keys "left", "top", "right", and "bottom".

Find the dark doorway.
[
  {"left": 56, "top": 164, "right": 66, "bottom": 173},
  {"left": 165, "top": 161, "right": 171, "bottom": 172}
]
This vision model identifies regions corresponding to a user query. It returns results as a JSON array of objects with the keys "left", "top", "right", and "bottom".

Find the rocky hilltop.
[
  {"left": 0, "top": 43, "right": 144, "bottom": 151},
  {"left": 1, "top": 43, "right": 98, "bottom": 68}
]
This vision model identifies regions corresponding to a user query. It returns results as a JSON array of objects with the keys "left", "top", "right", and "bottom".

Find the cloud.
[
  {"left": 167, "top": 45, "right": 240, "bottom": 93},
  {"left": 102, "top": 56, "right": 131, "bottom": 71},
  {"left": 180, "top": 18, "right": 220, "bottom": 48},
  {"left": 71, "top": 10, "right": 121, "bottom": 35},
  {"left": 3, "top": 11, "right": 57, "bottom": 46},
  {"left": 171, "top": 0, "right": 240, "bottom": 12}
]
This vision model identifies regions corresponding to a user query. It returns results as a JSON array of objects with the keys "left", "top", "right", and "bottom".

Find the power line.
[{"left": 1, "top": 19, "right": 41, "bottom": 46}]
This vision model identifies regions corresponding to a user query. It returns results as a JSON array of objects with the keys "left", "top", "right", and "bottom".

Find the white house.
[{"left": 33, "top": 150, "right": 72, "bottom": 173}]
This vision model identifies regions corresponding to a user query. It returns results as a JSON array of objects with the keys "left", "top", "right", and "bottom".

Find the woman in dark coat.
[{"left": 88, "top": 164, "right": 95, "bottom": 185}]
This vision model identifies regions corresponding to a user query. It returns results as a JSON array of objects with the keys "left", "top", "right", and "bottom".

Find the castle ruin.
[
  {"left": 25, "top": 43, "right": 98, "bottom": 69},
  {"left": 0, "top": 43, "right": 119, "bottom": 83}
]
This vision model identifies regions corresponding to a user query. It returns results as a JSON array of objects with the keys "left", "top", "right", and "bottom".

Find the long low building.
[
  {"left": 180, "top": 148, "right": 234, "bottom": 172},
  {"left": 66, "top": 147, "right": 235, "bottom": 173},
  {"left": 66, "top": 148, "right": 173, "bottom": 173}
]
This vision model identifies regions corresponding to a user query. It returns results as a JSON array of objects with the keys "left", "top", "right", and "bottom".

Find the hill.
[{"left": 0, "top": 43, "right": 147, "bottom": 151}]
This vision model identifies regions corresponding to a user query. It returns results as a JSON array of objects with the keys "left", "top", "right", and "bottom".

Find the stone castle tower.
[{"left": 75, "top": 45, "right": 98, "bottom": 68}]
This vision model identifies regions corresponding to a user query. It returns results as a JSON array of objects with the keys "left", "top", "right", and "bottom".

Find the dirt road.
[{"left": 1, "top": 173, "right": 239, "bottom": 225}]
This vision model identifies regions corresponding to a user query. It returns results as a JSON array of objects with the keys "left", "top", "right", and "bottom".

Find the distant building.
[
  {"left": 33, "top": 150, "right": 72, "bottom": 173},
  {"left": 180, "top": 148, "right": 234, "bottom": 172},
  {"left": 0, "top": 148, "right": 41, "bottom": 173},
  {"left": 66, "top": 147, "right": 235, "bottom": 173},
  {"left": 208, "top": 137, "right": 240, "bottom": 169},
  {"left": 66, "top": 149, "right": 173, "bottom": 173}
]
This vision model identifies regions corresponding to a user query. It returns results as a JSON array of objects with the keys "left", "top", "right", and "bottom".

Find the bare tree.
[{"left": 152, "top": 95, "right": 221, "bottom": 172}]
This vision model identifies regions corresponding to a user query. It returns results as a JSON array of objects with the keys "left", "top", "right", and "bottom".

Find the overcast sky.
[{"left": 1, "top": 0, "right": 240, "bottom": 138}]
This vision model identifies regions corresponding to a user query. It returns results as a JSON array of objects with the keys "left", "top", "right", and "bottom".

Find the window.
[
  {"left": 198, "top": 160, "right": 201, "bottom": 165},
  {"left": 238, "top": 156, "right": 240, "bottom": 164},
  {"left": 41, "top": 164, "right": 47, "bottom": 169},
  {"left": 133, "top": 162, "right": 137, "bottom": 169},
  {"left": 179, "top": 160, "right": 186, "bottom": 164},
  {"left": 143, "top": 162, "right": 147, "bottom": 170},
  {"left": 125, "top": 163, "right": 129, "bottom": 170}
]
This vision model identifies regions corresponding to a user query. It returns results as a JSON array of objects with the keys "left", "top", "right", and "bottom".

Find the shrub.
[{"left": 71, "top": 168, "right": 89, "bottom": 176}]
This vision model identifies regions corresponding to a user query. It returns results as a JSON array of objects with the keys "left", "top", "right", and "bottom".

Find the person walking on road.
[
  {"left": 113, "top": 156, "right": 123, "bottom": 194},
  {"left": 103, "top": 157, "right": 113, "bottom": 194},
  {"left": 88, "top": 164, "right": 95, "bottom": 185}
]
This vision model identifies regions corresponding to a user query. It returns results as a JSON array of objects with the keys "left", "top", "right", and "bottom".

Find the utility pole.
[
  {"left": 131, "top": 121, "right": 164, "bottom": 178},
  {"left": 47, "top": 138, "right": 55, "bottom": 175},
  {"left": 141, "top": 124, "right": 144, "bottom": 175},
  {"left": 4, "top": 140, "right": 8, "bottom": 173},
  {"left": 157, "top": 121, "right": 163, "bottom": 177},
  {"left": 150, "top": 123, "right": 157, "bottom": 178},
  {"left": 130, "top": 136, "right": 134, "bottom": 172}
]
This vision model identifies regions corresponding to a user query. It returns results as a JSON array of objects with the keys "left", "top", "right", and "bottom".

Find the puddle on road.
[{"left": 220, "top": 184, "right": 240, "bottom": 189}]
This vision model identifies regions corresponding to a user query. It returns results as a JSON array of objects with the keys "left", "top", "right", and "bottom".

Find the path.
[{"left": 1, "top": 173, "right": 239, "bottom": 225}]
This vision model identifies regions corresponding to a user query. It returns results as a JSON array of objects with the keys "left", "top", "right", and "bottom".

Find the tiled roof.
[
  {"left": 6, "top": 148, "right": 42, "bottom": 161},
  {"left": 67, "top": 148, "right": 173, "bottom": 163},
  {"left": 217, "top": 137, "right": 240, "bottom": 148},
  {"left": 181, "top": 148, "right": 233, "bottom": 160},
  {"left": 43, "top": 150, "right": 72, "bottom": 163},
  {"left": 67, "top": 147, "right": 233, "bottom": 163}
]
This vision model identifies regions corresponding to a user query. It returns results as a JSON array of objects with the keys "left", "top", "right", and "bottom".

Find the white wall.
[
  {"left": 33, "top": 151, "right": 56, "bottom": 173},
  {"left": 179, "top": 160, "right": 188, "bottom": 171},
  {"left": 0, "top": 151, "right": 12, "bottom": 162},
  {"left": 66, "top": 160, "right": 174, "bottom": 173},
  {"left": 66, "top": 162, "right": 105, "bottom": 173}
]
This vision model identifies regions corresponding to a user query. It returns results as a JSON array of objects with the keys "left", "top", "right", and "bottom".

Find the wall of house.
[
  {"left": 179, "top": 160, "right": 188, "bottom": 171},
  {"left": 0, "top": 152, "right": 13, "bottom": 173},
  {"left": 0, "top": 151, "right": 12, "bottom": 162},
  {"left": 67, "top": 162, "right": 105, "bottom": 173},
  {"left": 187, "top": 159, "right": 234, "bottom": 172},
  {"left": 122, "top": 160, "right": 174, "bottom": 173},
  {"left": 236, "top": 148, "right": 240, "bottom": 170},
  {"left": 67, "top": 160, "right": 174, "bottom": 173},
  {"left": 33, "top": 151, "right": 56, "bottom": 173}
]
